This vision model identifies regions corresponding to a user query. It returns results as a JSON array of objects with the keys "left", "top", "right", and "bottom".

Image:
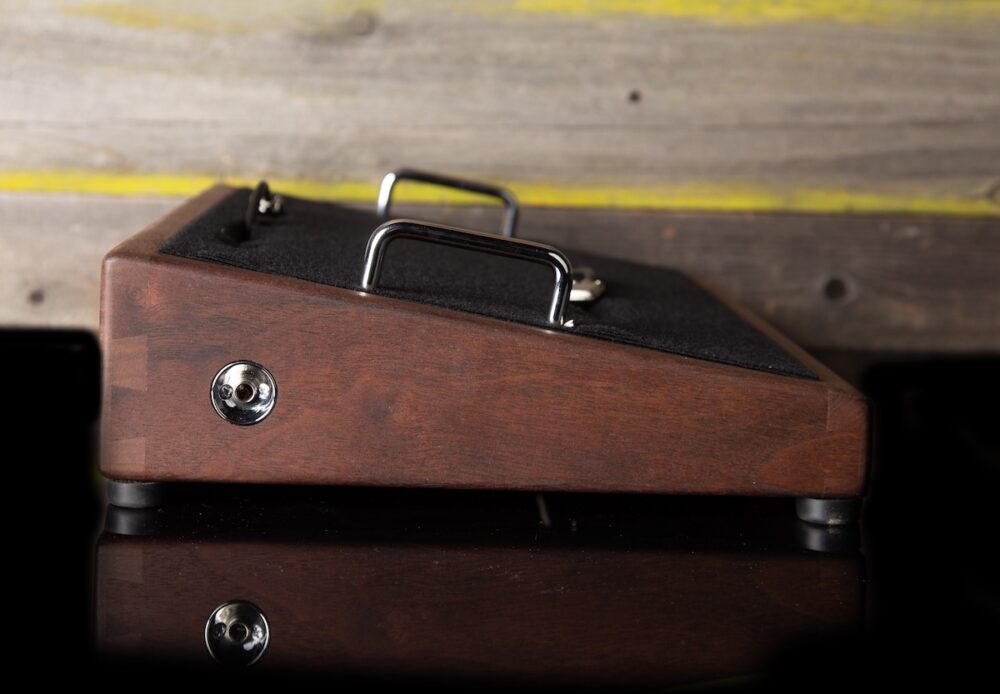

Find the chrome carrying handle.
[
  {"left": 376, "top": 169, "right": 520, "bottom": 238},
  {"left": 361, "top": 219, "right": 572, "bottom": 326}
]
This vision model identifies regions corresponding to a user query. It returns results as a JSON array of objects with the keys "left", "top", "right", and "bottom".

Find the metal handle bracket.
[
  {"left": 361, "top": 219, "right": 572, "bottom": 326},
  {"left": 377, "top": 169, "right": 520, "bottom": 238}
]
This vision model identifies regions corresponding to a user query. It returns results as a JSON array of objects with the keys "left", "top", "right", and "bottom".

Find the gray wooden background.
[{"left": 2, "top": 1, "right": 998, "bottom": 351}]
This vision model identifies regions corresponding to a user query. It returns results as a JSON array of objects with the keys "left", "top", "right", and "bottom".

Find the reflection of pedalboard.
[
  {"left": 100, "top": 171, "right": 868, "bottom": 522},
  {"left": 96, "top": 489, "right": 863, "bottom": 679}
]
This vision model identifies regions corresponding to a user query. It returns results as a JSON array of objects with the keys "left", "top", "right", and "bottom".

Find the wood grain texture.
[
  {"left": 1, "top": 0, "right": 998, "bottom": 208},
  {"left": 100, "top": 186, "right": 868, "bottom": 497},
  {"left": 0, "top": 194, "right": 174, "bottom": 329},
  {"left": 5, "top": 192, "right": 997, "bottom": 352},
  {"left": 96, "top": 535, "right": 860, "bottom": 683}
]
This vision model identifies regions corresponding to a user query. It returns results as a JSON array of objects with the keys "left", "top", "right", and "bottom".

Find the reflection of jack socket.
[
  {"left": 205, "top": 600, "right": 269, "bottom": 667},
  {"left": 211, "top": 361, "right": 277, "bottom": 425}
]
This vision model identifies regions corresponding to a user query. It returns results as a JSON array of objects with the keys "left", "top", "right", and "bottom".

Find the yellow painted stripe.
[
  {"left": 0, "top": 170, "right": 996, "bottom": 216},
  {"left": 65, "top": 0, "right": 382, "bottom": 34},
  {"left": 511, "top": 0, "right": 1000, "bottom": 26},
  {"left": 66, "top": 0, "right": 1000, "bottom": 32}
]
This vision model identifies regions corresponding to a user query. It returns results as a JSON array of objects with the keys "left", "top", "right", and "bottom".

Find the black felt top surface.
[{"left": 159, "top": 189, "right": 815, "bottom": 380}]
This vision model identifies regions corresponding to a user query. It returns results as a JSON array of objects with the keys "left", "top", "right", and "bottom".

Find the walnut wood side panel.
[
  {"left": 100, "top": 186, "right": 868, "bottom": 496},
  {"left": 96, "top": 536, "right": 860, "bottom": 684}
]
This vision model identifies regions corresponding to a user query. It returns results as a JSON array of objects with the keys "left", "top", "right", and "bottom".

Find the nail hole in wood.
[
  {"left": 345, "top": 9, "right": 377, "bottom": 36},
  {"left": 28, "top": 288, "right": 45, "bottom": 304},
  {"left": 628, "top": 89, "right": 642, "bottom": 103},
  {"left": 823, "top": 277, "right": 848, "bottom": 302}
]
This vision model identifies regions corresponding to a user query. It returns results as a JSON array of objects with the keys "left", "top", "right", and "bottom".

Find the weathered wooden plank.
[
  {"left": 0, "top": 0, "right": 998, "bottom": 212},
  {"left": 2, "top": 192, "right": 996, "bottom": 351},
  {"left": 0, "top": 194, "right": 174, "bottom": 329}
]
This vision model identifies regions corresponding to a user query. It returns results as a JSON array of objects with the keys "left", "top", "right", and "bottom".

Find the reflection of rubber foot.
[
  {"left": 795, "top": 521, "right": 860, "bottom": 554},
  {"left": 107, "top": 479, "right": 165, "bottom": 509},
  {"left": 795, "top": 497, "right": 861, "bottom": 526},
  {"left": 104, "top": 506, "right": 162, "bottom": 537}
]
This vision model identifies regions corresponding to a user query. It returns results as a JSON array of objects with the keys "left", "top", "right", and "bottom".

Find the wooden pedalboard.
[{"left": 100, "top": 185, "right": 869, "bottom": 510}]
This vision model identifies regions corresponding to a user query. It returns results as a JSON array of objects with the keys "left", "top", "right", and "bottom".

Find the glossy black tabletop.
[
  {"left": 4, "top": 330, "right": 997, "bottom": 689},
  {"left": 94, "top": 486, "right": 863, "bottom": 687}
]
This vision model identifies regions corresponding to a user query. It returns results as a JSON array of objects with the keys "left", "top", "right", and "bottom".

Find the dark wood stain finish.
[{"left": 101, "top": 186, "right": 869, "bottom": 497}]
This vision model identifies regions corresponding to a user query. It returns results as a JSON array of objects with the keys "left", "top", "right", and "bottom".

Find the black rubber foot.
[
  {"left": 795, "top": 497, "right": 861, "bottom": 526},
  {"left": 107, "top": 479, "right": 165, "bottom": 509}
]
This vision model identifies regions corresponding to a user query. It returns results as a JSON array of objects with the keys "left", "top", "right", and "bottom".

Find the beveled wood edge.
[
  {"left": 100, "top": 185, "right": 236, "bottom": 459},
  {"left": 691, "top": 276, "right": 870, "bottom": 481},
  {"left": 690, "top": 275, "right": 857, "bottom": 394},
  {"left": 104, "top": 183, "right": 235, "bottom": 261}
]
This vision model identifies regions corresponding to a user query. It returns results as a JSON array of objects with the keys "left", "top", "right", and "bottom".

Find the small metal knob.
[
  {"left": 205, "top": 600, "right": 270, "bottom": 667},
  {"left": 211, "top": 361, "right": 277, "bottom": 425}
]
